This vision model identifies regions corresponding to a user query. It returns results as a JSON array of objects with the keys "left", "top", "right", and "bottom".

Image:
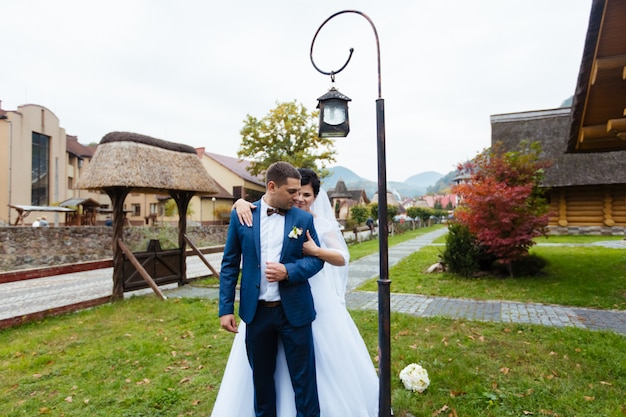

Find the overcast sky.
[{"left": 1, "top": 0, "right": 592, "bottom": 182}]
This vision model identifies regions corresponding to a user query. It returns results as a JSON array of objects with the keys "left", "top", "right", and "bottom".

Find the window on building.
[
  {"left": 67, "top": 177, "right": 74, "bottom": 190},
  {"left": 131, "top": 204, "right": 141, "bottom": 216},
  {"left": 32, "top": 132, "right": 50, "bottom": 206},
  {"left": 150, "top": 203, "right": 161, "bottom": 216}
]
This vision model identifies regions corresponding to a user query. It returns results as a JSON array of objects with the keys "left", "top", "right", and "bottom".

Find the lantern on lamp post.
[{"left": 316, "top": 86, "right": 351, "bottom": 138}]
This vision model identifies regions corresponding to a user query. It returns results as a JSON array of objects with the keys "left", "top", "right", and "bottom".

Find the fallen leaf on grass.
[
  {"left": 500, "top": 367, "right": 510, "bottom": 375},
  {"left": 432, "top": 404, "right": 449, "bottom": 416},
  {"left": 584, "top": 396, "right": 595, "bottom": 401},
  {"left": 179, "top": 377, "right": 191, "bottom": 384},
  {"left": 449, "top": 390, "right": 466, "bottom": 397},
  {"left": 65, "top": 396, "right": 72, "bottom": 403}
]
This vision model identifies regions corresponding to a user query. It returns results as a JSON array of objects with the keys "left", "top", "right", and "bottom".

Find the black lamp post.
[{"left": 311, "top": 10, "right": 392, "bottom": 417}]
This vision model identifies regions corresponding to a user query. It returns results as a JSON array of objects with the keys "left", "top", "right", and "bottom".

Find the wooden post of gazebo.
[
  {"left": 105, "top": 187, "right": 130, "bottom": 299},
  {"left": 170, "top": 190, "right": 194, "bottom": 286}
]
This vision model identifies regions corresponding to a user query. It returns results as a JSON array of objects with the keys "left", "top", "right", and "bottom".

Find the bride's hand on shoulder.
[
  {"left": 304, "top": 230, "right": 346, "bottom": 266},
  {"left": 232, "top": 199, "right": 256, "bottom": 227},
  {"left": 302, "top": 230, "right": 320, "bottom": 258}
]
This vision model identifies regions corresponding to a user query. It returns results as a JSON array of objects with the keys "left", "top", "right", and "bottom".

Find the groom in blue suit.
[{"left": 219, "top": 162, "right": 324, "bottom": 417}]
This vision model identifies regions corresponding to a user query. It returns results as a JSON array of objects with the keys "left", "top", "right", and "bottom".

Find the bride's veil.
[{"left": 311, "top": 188, "right": 350, "bottom": 304}]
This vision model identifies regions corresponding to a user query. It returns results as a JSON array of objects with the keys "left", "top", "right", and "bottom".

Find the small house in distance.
[{"left": 327, "top": 180, "right": 370, "bottom": 223}]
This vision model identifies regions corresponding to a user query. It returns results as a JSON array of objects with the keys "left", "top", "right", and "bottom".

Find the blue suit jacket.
[{"left": 218, "top": 201, "right": 324, "bottom": 327}]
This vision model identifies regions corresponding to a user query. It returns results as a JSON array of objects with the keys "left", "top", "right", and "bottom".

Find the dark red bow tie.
[{"left": 267, "top": 207, "right": 286, "bottom": 216}]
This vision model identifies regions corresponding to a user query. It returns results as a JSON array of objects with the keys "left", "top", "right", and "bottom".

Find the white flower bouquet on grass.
[{"left": 399, "top": 363, "right": 430, "bottom": 393}]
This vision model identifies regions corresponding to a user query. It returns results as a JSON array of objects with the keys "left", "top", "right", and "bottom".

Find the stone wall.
[{"left": 0, "top": 226, "right": 228, "bottom": 271}]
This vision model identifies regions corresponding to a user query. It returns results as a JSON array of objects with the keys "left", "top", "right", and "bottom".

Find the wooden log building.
[{"left": 491, "top": 0, "right": 626, "bottom": 235}]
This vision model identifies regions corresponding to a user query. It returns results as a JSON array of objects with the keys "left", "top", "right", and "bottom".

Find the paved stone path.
[{"left": 2, "top": 228, "right": 626, "bottom": 335}]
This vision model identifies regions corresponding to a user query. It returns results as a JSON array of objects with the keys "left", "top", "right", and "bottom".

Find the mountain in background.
[
  {"left": 322, "top": 166, "right": 446, "bottom": 199},
  {"left": 426, "top": 170, "right": 460, "bottom": 194},
  {"left": 404, "top": 171, "right": 446, "bottom": 187}
]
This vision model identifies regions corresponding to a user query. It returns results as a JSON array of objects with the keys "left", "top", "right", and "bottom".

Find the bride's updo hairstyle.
[{"left": 298, "top": 168, "right": 320, "bottom": 197}]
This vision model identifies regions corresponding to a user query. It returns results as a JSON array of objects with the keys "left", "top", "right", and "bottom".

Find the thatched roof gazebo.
[{"left": 76, "top": 131, "right": 219, "bottom": 299}]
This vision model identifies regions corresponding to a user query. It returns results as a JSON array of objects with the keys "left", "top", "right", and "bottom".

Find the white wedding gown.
[{"left": 211, "top": 191, "right": 379, "bottom": 417}]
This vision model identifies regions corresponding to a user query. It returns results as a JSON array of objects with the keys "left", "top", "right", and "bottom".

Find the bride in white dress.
[{"left": 210, "top": 168, "right": 379, "bottom": 417}]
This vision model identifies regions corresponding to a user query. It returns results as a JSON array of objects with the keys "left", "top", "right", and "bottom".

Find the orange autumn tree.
[{"left": 452, "top": 141, "right": 551, "bottom": 276}]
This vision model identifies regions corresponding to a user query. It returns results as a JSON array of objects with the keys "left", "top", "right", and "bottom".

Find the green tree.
[
  {"left": 164, "top": 199, "right": 177, "bottom": 217},
  {"left": 407, "top": 206, "right": 428, "bottom": 226},
  {"left": 238, "top": 100, "right": 336, "bottom": 176},
  {"left": 163, "top": 199, "right": 193, "bottom": 217},
  {"left": 369, "top": 203, "right": 399, "bottom": 222},
  {"left": 350, "top": 205, "right": 369, "bottom": 226}
]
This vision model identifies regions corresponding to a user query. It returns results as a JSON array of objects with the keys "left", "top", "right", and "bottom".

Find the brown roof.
[
  {"left": 66, "top": 135, "right": 95, "bottom": 158},
  {"left": 203, "top": 151, "right": 265, "bottom": 187},
  {"left": 567, "top": 0, "right": 626, "bottom": 152},
  {"left": 76, "top": 131, "right": 220, "bottom": 195},
  {"left": 491, "top": 109, "right": 626, "bottom": 187},
  {"left": 201, "top": 180, "right": 234, "bottom": 200},
  {"left": 328, "top": 180, "right": 352, "bottom": 198}
]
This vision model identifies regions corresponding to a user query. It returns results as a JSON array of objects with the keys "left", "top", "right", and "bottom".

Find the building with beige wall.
[
  {"left": 0, "top": 101, "right": 267, "bottom": 227},
  {"left": 0, "top": 103, "right": 70, "bottom": 225}
]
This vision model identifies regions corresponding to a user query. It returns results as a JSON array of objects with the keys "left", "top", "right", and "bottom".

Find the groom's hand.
[
  {"left": 265, "top": 262, "right": 288, "bottom": 282},
  {"left": 219, "top": 314, "right": 238, "bottom": 333}
]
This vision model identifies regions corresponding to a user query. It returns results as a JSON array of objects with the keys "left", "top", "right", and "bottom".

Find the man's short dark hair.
[{"left": 266, "top": 162, "right": 301, "bottom": 187}]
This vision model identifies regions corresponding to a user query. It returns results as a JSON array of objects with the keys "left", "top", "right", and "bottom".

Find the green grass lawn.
[
  {"left": 359, "top": 237, "right": 626, "bottom": 310},
  {"left": 2, "top": 228, "right": 625, "bottom": 416},
  {"left": 1, "top": 297, "right": 624, "bottom": 417}
]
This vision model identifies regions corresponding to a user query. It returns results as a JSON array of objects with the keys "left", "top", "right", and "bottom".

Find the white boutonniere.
[{"left": 288, "top": 226, "right": 303, "bottom": 239}]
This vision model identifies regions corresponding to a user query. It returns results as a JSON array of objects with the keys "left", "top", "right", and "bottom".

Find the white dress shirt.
[{"left": 258, "top": 198, "right": 285, "bottom": 301}]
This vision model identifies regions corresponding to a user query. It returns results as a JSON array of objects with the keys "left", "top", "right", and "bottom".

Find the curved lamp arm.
[{"left": 309, "top": 9, "right": 382, "bottom": 99}]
